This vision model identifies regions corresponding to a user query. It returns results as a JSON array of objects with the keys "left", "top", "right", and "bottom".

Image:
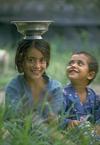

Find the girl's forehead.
[{"left": 26, "top": 47, "right": 43, "bottom": 57}]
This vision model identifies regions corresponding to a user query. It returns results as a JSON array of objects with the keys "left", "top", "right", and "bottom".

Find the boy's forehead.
[
  {"left": 71, "top": 54, "right": 90, "bottom": 62},
  {"left": 71, "top": 54, "right": 88, "bottom": 59}
]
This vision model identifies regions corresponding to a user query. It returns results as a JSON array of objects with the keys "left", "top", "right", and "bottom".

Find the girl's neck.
[
  {"left": 24, "top": 75, "right": 45, "bottom": 88},
  {"left": 24, "top": 75, "right": 47, "bottom": 105}
]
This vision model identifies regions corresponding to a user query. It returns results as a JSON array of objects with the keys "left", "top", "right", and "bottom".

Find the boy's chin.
[{"left": 68, "top": 76, "right": 77, "bottom": 80}]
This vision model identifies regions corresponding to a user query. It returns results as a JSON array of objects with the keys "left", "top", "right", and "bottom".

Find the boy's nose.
[{"left": 71, "top": 62, "right": 77, "bottom": 67}]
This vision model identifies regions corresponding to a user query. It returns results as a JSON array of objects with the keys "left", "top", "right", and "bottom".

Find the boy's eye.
[
  {"left": 77, "top": 60, "right": 84, "bottom": 66},
  {"left": 68, "top": 60, "right": 74, "bottom": 66},
  {"left": 67, "top": 60, "right": 85, "bottom": 66}
]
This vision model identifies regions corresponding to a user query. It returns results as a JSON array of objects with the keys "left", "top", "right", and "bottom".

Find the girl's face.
[
  {"left": 66, "top": 54, "right": 95, "bottom": 84},
  {"left": 22, "top": 47, "right": 47, "bottom": 80}
]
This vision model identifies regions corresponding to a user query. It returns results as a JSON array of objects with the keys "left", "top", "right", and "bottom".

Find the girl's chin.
[
  {"left": 31, "top": 75, "right": 41, "bottom": 79},
  {"left": 32, "top": 75, "right": 41, "bottom": 79}
]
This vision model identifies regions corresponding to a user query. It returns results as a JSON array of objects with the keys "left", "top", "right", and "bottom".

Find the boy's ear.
[{"left": 87, "top": 71, "right": 96, "bottom": 80}]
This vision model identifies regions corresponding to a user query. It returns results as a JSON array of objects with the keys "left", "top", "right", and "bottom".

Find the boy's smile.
[{"left": 66, "top": 54, "right": 94, "bottom": 84}]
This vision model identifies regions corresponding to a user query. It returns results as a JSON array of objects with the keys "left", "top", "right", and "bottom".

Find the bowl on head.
[{"left": 11, "top": 20, "right": 53, "bottom": 39}]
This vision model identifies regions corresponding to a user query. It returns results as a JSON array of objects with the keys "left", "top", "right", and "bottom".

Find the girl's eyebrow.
[{"left": 26, "top": 56, "right": 44, "bottom": 59}]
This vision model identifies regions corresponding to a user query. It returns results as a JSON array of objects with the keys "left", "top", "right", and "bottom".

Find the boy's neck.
[{"left": 72, "top": 81, "right": 88, "bottom": 91}]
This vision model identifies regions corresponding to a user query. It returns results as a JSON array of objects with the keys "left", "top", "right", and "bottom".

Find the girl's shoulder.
[
  {"left": 5, "top": 74, "right": 25, "bottom": 91},
  {"left": 45, "top": 75, "right": 62, "bottom": 91}
]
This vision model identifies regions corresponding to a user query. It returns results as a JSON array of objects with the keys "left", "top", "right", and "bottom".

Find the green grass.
[{"left": 0, "top": 104, "right": 100, "bottom": 145}]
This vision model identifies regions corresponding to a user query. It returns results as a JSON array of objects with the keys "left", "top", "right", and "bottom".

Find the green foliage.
[
  {"left": 0, "top": 104, "right": 100, "bottom": 145},
  {"left": 47, "top": 45, "right": 72, "bottom": 85},
  {"left": 0, "top": 71, "right": 16, "bottom": 89}
]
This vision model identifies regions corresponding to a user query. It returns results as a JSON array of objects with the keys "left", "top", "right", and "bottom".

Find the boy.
[{"left": 63, "top": 51, "right": 99, "bottom": 128}]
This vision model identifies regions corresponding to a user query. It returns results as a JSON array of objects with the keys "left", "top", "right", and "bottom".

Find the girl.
[{"left": 5, "top": 39, "right": 64, "bottom": 120}]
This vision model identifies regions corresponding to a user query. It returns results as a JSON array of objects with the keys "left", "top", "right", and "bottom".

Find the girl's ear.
[{"left": 87, "top": 71, "right": 96, "bottom": 80}]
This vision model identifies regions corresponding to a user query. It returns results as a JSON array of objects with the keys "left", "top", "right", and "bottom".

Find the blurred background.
[{"left": 0, "top": 0, "right": 100, "bottom": 94}]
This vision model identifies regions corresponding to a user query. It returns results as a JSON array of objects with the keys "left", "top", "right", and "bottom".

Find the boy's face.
[
  {"left": 66, "top": 54, "right": 95, "bottom": 84},
  {"left": 22, "top": 47, "right": 47, "bottom": 80}
]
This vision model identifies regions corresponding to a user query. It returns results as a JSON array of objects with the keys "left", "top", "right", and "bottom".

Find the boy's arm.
[
  {"left": 95, "top": 94, "right": 100, "bottom": 121},
  {"left": 62, "top": 95, "right": 81, "bottom": 128}
]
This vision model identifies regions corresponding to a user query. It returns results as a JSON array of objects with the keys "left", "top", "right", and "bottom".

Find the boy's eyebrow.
[{"left": 68, "top": 59, "right": 85, "bottom": 64}]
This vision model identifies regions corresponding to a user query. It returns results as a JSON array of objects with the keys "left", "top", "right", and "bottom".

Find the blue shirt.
[
  {"left": 5, "top": 74, "right": 64, "bottom": 118},
  {"left": 63, "top": 83, "right": 100, "bottom": 126}
]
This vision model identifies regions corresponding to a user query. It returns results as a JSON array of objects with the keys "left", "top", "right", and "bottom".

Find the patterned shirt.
[
  {"left": 63, "top": 83, "right": 100, "bottom": 126},
  {"left": 5, "top": 74, "right": 64, "bottom": 119}
]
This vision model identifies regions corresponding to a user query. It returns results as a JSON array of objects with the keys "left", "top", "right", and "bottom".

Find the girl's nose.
[{"left": 33, "top": 60, "right": 41, "bottom": 67}]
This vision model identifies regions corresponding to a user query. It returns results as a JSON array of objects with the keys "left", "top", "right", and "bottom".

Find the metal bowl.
[{"left": 11, "top": 20, "right": 53, "bottom": 39}]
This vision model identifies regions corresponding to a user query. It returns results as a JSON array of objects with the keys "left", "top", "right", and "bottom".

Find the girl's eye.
[
  {"left": 25, "top": 57, "right": 46, "bottom": 64},
  {"left": 25, "top": 57, "right": 35, "bottom": 63},
  {"left": 40, "top": 58, "right": 46, "bottom": 63},
  {"left": 28, "top": 58, "right": 33, "bottom": 62}
]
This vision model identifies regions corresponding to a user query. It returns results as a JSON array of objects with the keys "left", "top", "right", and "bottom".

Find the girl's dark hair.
[
  {"left": 72, "top": 51, "right": 99, "bottom": 84},
  {"left": 15, "top": 39, "right": 51, "bottom": 73}
]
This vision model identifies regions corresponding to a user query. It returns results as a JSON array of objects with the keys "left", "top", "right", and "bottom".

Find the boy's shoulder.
[
  {"left": 63, "top": 83, "right": 97, "bottom": 97},
  {"left": 87, "top": 86, "right": 97, "bottom": 96},
  {"left": 64, "top": 83, "right": 72, "bottom": 89}
]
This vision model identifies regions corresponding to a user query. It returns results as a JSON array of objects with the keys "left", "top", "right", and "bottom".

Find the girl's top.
[
  {"left": 5, "top": 74, "right": 64, "bottom": 119},
  {"left": 63, "top": 83, "right": 100, "bottom": 126}
]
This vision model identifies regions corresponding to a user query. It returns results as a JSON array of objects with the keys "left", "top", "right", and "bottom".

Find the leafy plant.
[{"left": 0, "top": 101, "right": 100, "bottom": 145}]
